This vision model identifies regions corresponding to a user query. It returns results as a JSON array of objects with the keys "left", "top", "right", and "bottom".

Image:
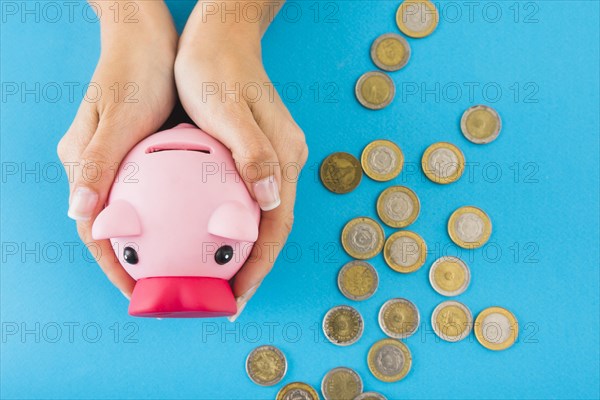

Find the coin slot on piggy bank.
[{"left": 92, "top": 123, "right": 261, "bottom": 318}]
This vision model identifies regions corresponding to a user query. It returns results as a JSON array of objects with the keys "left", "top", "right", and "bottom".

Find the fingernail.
[
  {"left": 120, "top": 290, "right": 130, "bottom": 301},
  {"left": 67, "top": 187, "right": 98, "bottom": 221},
  {"left": 227, "top": 284, "right": 259, "bottom": 322},
  {"left": 253, "top": 176, "right": 280, "bottom": 211}
]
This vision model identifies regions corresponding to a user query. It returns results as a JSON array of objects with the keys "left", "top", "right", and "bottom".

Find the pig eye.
[
  {"left": 123, "top": 247, "right": 139, "bottom": 264},
  {"left": 215, "top": 245, "right": 234, "bottom": 265}
]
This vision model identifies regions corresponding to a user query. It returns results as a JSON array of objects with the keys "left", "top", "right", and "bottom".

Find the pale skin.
[{"left": 57, "top": 0, "right": 308, "bottom": 321}]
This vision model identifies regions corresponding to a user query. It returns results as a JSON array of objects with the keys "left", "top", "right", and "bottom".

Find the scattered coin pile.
[
  {"left": 243, "top": 1, "right": 514, "bottom": 398},
  {"left": 310, "top": 100, "right": 516, "bottom": 394}
]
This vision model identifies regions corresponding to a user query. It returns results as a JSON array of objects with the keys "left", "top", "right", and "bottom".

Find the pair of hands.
[{"left": 57, "top": 1, "right": 308, "bottom": 320}]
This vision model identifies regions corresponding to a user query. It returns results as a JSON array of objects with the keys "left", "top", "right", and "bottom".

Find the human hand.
[
  {"left": 57, "top": 1, "right": 178, "bottom": 298},
  {"left": 175, "top": 1, "right": 308, "bottom": 320}
]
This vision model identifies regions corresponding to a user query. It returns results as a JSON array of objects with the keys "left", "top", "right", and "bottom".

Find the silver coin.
[
  {"left": 378, "top": 298, "right": 420, "bottom": 339},
  {"left": 429, "top": 256, "right": 471, "bottom": 297},
  {"left": 431, "top": 301, "right": 473, "bottom": 342},
  {"left": 354, "top": 392, "right": 388, "bottom": 400},
  {"left": 337, "top": 260, "right": 379, "bottom": 301},
  {"left": 321, "top": 367, "right": 363, "bottom": 400},
  {"left": 355, "top": 71, "right": 396, "bottom": 110},
  {"left": 322, "top": 305, "right": 364, "bottom": 346},
  {"left": 370, "top": 33, "right": 411, "bottom": 72},
  {"left": 245, "top": 345, "right": 287, "bottom": 386},
  {"left": 460, "top": 105, "right": 502, "bottom": 144}
]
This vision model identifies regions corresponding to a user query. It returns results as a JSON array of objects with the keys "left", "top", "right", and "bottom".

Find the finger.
[
  {"left": 179, "top": 86, "right": 282, "bottom": 211},
  {"left": 76, "top": 219, "right": 136, "bottom": 297}
]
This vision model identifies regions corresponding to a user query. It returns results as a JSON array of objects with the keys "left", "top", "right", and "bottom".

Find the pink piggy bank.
[{"left": 92, "top": 123, "right": 260, "bottom": 318}]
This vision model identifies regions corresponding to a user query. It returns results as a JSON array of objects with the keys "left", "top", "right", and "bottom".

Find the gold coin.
[
  {"left": 276, "top": 382, "right": 320, "bottom": 400},
  {"left": 367, "top": 338, "right": 412, "bottom": 382},
  {"left": 322, "top": 305, "right": 364, "bottom": 346},
  {"left": 429, "top": 256, "right": 470, "bottom": 297},
  {"left": 376, "top": 186, "right": 420, "bottom": 228},
  {"left": 321, "top": 367, "right": 363, "bottom": 400},
  {"left": 245, "top": 345, "right": 287, "bottom": 386},
  {"left": 431, "top": 301, "right": 473, "bottom": 342},
  {"left": 396, "top": 0, "right": 439, "bottom": 38},
  {"left": 421, "top": 142, "right": 465, "bottom": 184},
  {"left": 361, "top": 140, "right": 404, "bottom": 181},
  {"left": 448, "top": 206, "right": 492, "bottom": 248},
  {"left": 378, "top": 298, "right": 420, "bottom": 339},
  {"left": 337, "top": 260, "right": 379, "bottom": 301},
  {"left": 474, "top": 306, "right": 518, "bottom": 351},
  {"left": 341, "top": 217, "right": 385, "bottom": 260},
  {"left": 383, "top": 230, "right": 427, "bottom": 273},
  {"left": 461, "top": 105, "right": 502, "bottom": 144},
  {"left": 355, "top": 71, "right": 395, "bottom": 110},
  {"left": 370, "top": 33, "right": 411, "bottom": 72},
  {"left": 320, "top": 152, "right": 362, "bottom": 194},
  {"left": 354, "top": 392, "right": 387, "bottom": 400}
]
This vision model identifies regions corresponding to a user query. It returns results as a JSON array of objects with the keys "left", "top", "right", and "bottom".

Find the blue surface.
[{"left": 1, "top": 1, "right": 599, "bottom": 399}]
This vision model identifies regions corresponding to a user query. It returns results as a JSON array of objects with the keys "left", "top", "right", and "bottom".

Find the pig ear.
[
  {"left": 92, "top": 200, "right": 142, "bottom": 240},
  {"left": 208, "top": 201, "right": 259, "bottom": 242}
]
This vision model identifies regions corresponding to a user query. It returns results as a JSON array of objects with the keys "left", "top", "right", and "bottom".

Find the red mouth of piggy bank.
[{"left": 129, "top": 277, "right": 237, "bottom": 318}]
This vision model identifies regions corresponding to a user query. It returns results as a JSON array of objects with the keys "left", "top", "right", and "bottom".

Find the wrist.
[{"left": 96, "top": 1, "right": 177, "bottom": 53}]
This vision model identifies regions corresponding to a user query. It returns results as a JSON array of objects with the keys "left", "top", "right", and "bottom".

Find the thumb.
[
  {"left": 67, "top": 123, "right": 136, "bottom": 221},
  {"left": 191, "top": 102, "right": 282, "bottom": 211}
]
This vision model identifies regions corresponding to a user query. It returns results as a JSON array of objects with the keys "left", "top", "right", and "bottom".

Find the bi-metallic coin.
[
  {"left": 378, "top": 298, "right": 420, "bottom": 339},
  {"left": 429, "top": 256, "right": 471, "bottom": 297},
  {"left": 421, "top": 142, "right": 465, "bottom": 184},
  {"left": 355, "top": 71, "right": 395, "bottom": 110},
  {"left": 448, "top": 206, "right": 492, "bottom": 248},
  {"left": 383, "top": 230, "right": 427, "bottom": 273},
  {"left": 323, "top": 305, "right": 364, "bottom": 346},
  {"left": 337, "top": 260, "right": 379, "bottom": 301},
  {"left": 276, "top": 382, "right": 320, "bottom": 400},
  {"left": 367, "top": 338, "right": 412, "bottom": 382},
  {"left": 396, "top": 0, "right": 439, "bottom": 38},
  {"left": 321, "top": 367, "right": 363, "bottom": 400},
  {"left": 376, "top": 186, "right": 420, "bottom": 228},
  {"left": 461, "top": 105, "right": 502, "bottom": 144},
  {"left": 431, "top": 300, "right": 473, "bottom": 342},
  {"left": 341, "top": 217, "right": 385, "bottom": 260},
  {"left": 370, "top": 33, "right": 411, "bottom": 72},
  {"left": 474, "top": 306, "right": 518, "bottom": 351},
  {"left": 361, "top": 140, "right": 404, "bottom": 181}
]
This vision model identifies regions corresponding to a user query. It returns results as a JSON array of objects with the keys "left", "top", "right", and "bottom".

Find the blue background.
[{"left": 1, "top": 1, "right": 599, "bottom": 399}]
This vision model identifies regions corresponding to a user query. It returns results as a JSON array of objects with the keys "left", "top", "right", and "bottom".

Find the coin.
[
  {"left": 320, "top": 152, "right": 362, "bottom": 194},
  {"left": 354, "top": 393, "right": 388, "bottom": 400},
  {"left": 376, "top": 186, "right": 420, "bottom": 228},
  {"left": 322, "top": 305, "right": 364, "bottom": 346},
  {"left": 361, "top": 140, "right": 404, "bottom": 181},
  {"left": 396, "top": 0, "right": 439, "bottom": 38},
  {"left": 321, "top": 367, "right": 363, "bottom": 400},
  {"left": 367, "top": 338, "right": 412, "bottom": 382},
  {"left": 341, "top": 217, "right": 385, "bottom": 260},
  {"left": 378, "top": 298, "right": 420, "bottom": 339},
  {"left": 421, "top": 142, "right": 465, "bottom": 184},
  {"left": 461, "top": 105, "right": 502, "bottom": 144},
  {"left": 276, "top": 382, "right": 320, "bottom": 400},
  {"left": 429, "top": 256, "right": 470, "bottom": 297},
  {"left": 337, "top": 260, "right": 379, "bottom": 301},
  {"left": 245, "top": 345, "right": 287, "bottom": 386},
  {"left": 370, "top": 33, "right": 411, "bottom": 72},
  {"left": 474, "top": 306, "right": 518, "bottom": 351},
  {"left": 383, "top": 230, "right": 427, "bottom": 273},
  {"left": 431, "top": 301, "right": 473, "bottom": 342},
  {"left": 355, "top": 71, "right": 395, "bottom": 110},
  {"left": 448, "top": 206, "right": 492, "bottom": 248}
]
